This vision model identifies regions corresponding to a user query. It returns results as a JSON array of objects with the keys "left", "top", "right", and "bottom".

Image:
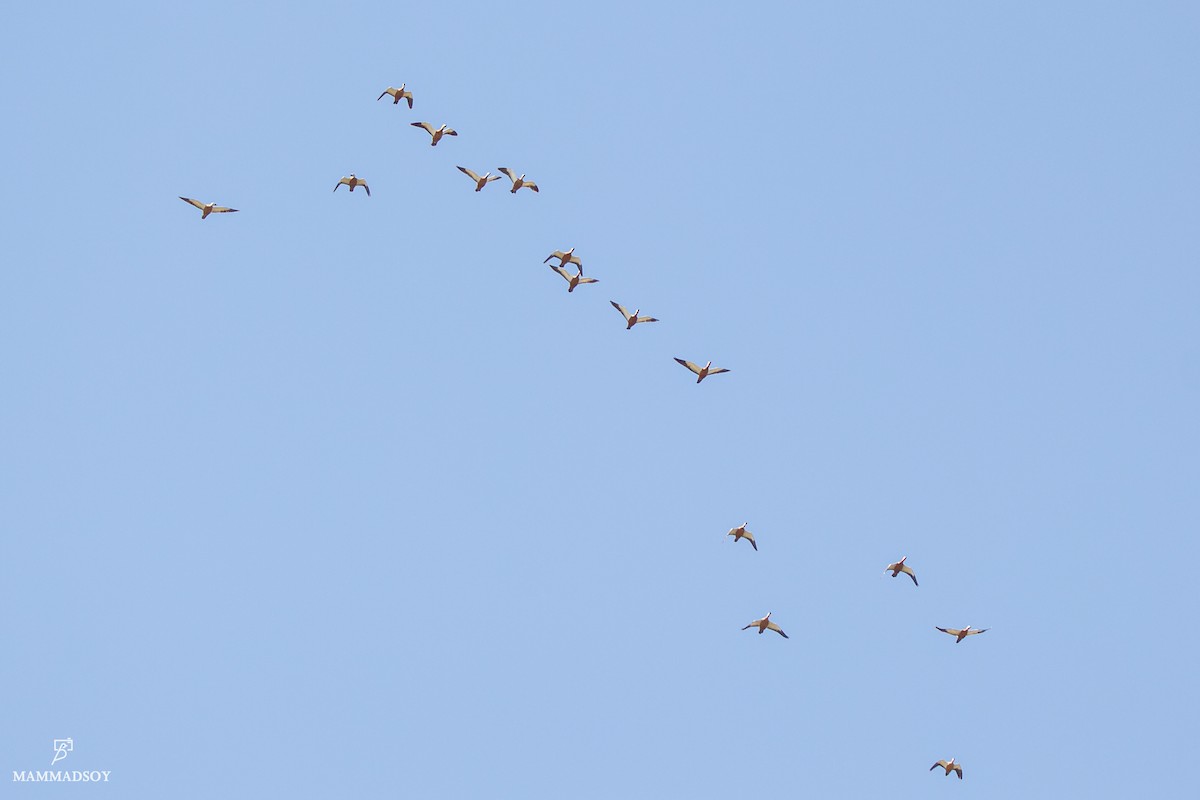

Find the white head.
[
  {"left": 565, "top": 247, "right": 574, "bottom": 255},
  {"left": 899, "top": 555, "right": 907, "bottom": 563},
  {"left": 399, "top": 83, "right": 405, "bottom": 90},
  {"left": 633, "top": 309, "right": 640, "bottom": 317},
  {"left": 704, "top": 361, "right": 712, "bottom": 370}
]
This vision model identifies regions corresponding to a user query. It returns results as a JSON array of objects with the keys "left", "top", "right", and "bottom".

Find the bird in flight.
[
  {"left": 179, "top": 197, "right": 238, "bottom": 219},
  {"left": 549, "top": 264, "right": 598, "bottom": 293},
  {"left": 930, "top": 759, "right": 963, "bottom": 779},
  {"left": 935, "top": 625, "right": 988, "bottom": 643},
  {"left": 498, "top": 168, "right": 538, "bottom": 194},
  {"left": 377, "top": 84, "right": 413, "bottom": 108},
  {"left": 674, "top": 358, "right": 730, "bottom": 384},
  {"left": 727, "top": 523, "right": 757, "bottom": 551},
  {"left": 884, "top": 555, "right": 918, "bottom": 586},
  {"left": 742, "top": 612, "right": 788, "bottom": 638},
  {"left": 333, "top": 174, "right": 370, "bottom": 196},
  {"left": 457, "top": 167, "right": 501, "bottom": 192},
  {"left": 544, "top": 248, "right": 582, "bottom": 270},
  {"left": 411, "top": 122, "right": 457, "bottom": 146},
  {"left": 610, "top": 301, "right": 659, "bottom": 330}
]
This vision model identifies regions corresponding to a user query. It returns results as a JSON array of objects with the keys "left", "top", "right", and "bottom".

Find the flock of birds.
[{"left": 179, "top": 80, "right": 989, "bottom": 783}]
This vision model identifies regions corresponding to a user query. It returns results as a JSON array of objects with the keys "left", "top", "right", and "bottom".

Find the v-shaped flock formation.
[{"left": 179, "top": 79, "right": 996, "bottom": 782}]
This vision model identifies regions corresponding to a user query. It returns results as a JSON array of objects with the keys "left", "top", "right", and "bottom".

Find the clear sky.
[{"left": 2, "top": 2, "right": 1197, "bottom": 797}]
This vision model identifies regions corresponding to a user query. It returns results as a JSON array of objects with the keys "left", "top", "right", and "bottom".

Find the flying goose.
[
  {"left": 179, "top": 197, "right": 238, "bottom": 219},
  {"left": 930, "top": 759, "right": 963, "bottom": 779},
  {"left": 674, "top": 358, "right": 730, "bottom": 383},
  {"left": 544, "top": 248, "right": 581, "bottom": 269},
  {"left": 333, "top": 174, "right": 370, "bottom": 196},
  {"left": 741, "top": 612, "right": 788, "bottom": 638},
  {"left": 457, "top": 167, "right": 501, "bottom": 192},
  {"left": 885, "top": 555, "right": 918, "bottom": 586},
  {"left": 377, "top": 84, "right": 414, "bottom": 108},
  {"left": 610, "top": 301, "right": 659, "bottom": 330},
  {"left": 935, "top": 625, "right": 988, "bottom": 643},
  {"left": 727, "top": 523, "right": 757, "bottom": 551},
  {"left": 550, "top": 264, "right": 597, "bottom": 293},
  {"left": 411, "top": 122, "right": 457, "bottom": 146},
  {"left": 497, "top": 167, "right": 538, "bottom": 193}
]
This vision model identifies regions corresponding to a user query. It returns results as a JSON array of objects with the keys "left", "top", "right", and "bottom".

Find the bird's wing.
[
  {"left": 457, "top": 166, "right": 481, "bottom": 182},
  {"left": 498, "top": 167, "right": 516, "bottom": 181},
  {"left": 610, "top": 301, "right": 632, "bottom": 321},
  {"left": 936, "top": 627, "right": 961, "bottom": 637},
  {"left": 443, "top": 128, "right": 457, "bottom": 136},
  {"left": 180, "top": 197, "right": 206, "bottom": 209},
  {"left": 900, "top": 564, "right": 918, "bottom": 586},
  {"left": 333, "top": 179, "right": 347, "bottom": 191},
  {"left": 361, "top": 182, "right": 370, "bottom": 196},
  {"left": 708, "top": 367, "right": 731, "bottom": 375},
  {"left": 954, "top": 767, "right": 963, "bottom": 779},
  {"left": 567, "top": 254, "right": 582, "bottom": 266},
  {"left": 522, "top": 181, "right": 539, "bottom": 192},
  {"left": 742, "top": 530, "right": 756, "bottom": 547},
  {"left": 403, "top": 91, "right": 413, "bottom": 108},
  {"left": 550, "top": 265, "right": 572, "bottom": 282},
  {"left": 412, "top": 122, "right": 436, "bottom": 135},
  {"left": 674, "top": 358, "right": 703, "bottom": 375},
  {"left": 545, "top": 250, "right": 567, "bottom": 263},
  {"left": 577, "top": 277, "right": 598, "bottom": 284},
  {"left": 741, "top": 623, "right": 757, "bottom": 631},
  {"left": 210, "top": 206, "right": 237, "bottom": 213},
  {"left": 635, "top": 316, "right": 659, "bottom": 324},
  {"left": 931, "top": 761, "right": 949, "bottom": 771},
  {"left": 965, "top": 628, "right": 988, "bottom": 636},
  {"left": 377, "top": 89, "right": 392, "bottom": 101},
  {"left": 485, "top": 175, "right": 501, "bottom": 183},
  {"left": 766, "top": 622, "right": 788, "bottom": 638}
]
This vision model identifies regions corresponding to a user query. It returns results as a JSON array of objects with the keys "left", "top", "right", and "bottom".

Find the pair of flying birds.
[
  {"left": 458, "top": 167, "right": 538, "bottom": 193},
  {"left": 375, "top": 84, "right": 456, "bottom": 145}
]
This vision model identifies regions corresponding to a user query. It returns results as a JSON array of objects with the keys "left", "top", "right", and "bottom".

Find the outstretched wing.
[
  {"left": 498, "top": 167, "right": 516, "bottom": 181},
  {"left": 635, "top": 316, "right": 659, "bottom": 324},
  {"left": 457, "top": 166, "right": 481, "bottom": 182},
  {"left": 742, "top": 530, "right": 757, "bottom": 550},
  {"left": 545, "top": 250, "right": 567, "bottom": 264},
  {"left": 964, "top": 628, "right": 988, "bottom": 636},
  {"left": 900, "top": 564, "right": 918, "bottom": 586},
  {"left": 577, "top": 277, "right": 598, "bottom": 285},
  {"left": 674, "top": 358, "right": 702, "bottom": 375},
  {"left": 707, "top": 367, "right": 731, "bottom": 376},
  {"left": 443, "top": 128, "right": 457, "bottom": 137},
  {"left": 411, "top": 122, "right": 436, "bottom": 136},
  {"left": 766, "top": 621, "right": 788, "bottom": 638},
  {"left": 610, "top": 301, "right": 632, "bottom": 321},
  {"left": 210, "top": 206, "right": 238, "bottom": 213},
  {"left": 931, "top": 761, "right": 949, "bottom": 772},
  {"left": 403, "top": 91, "right": 413, "bottom": 108},
  {"left": 180, "top": 197, "right": 206, "bottom": 210},
  {"left": 521, "top": 181, "right": 539, "bottom": 193},
  {"left": 953, "top": 766, "right": 963, "bottom": 779},
  {"left": 377, "top": 88, "right": 392, "bottom": 101},
  {"left": 936, "top": 627, "right": 962, "bottom": 637},
  {"left": 549, "top": 265, "right": 572, "bottom": 282},
  {"left": 360, "top": 182, "right": 370, "bottom": 197}
]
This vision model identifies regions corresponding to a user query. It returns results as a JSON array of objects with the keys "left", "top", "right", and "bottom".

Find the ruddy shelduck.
[
  {"left": 457, "top": 167, "right": 501, "bottom": 192},
  {"left": 179, "top": 197, "right": 238, "bottom": 219},
  {"left": 885, "top": 555, "right": 918, "bottom": 586},
  {"left": 727, "top": 523, "right": 757, "bottom": 551},
  {"left": 674, "top": 358, "right": 730, "bottom": 383},
  {"left": 930, "top": 759, "right": 963, "bottom": 779},
  {"left": 498, "top": 167, "right": 538, "bottom": 194},
  {"left": 610, "top": 301, "right": 659, "bottom": 330},
  {"left": 935, "top": 625, "right": 988, "bottom": 643},
  {"left": 741, "top": 612, "right": 788, "bottom": 638},
  {"left": 333, "top": 174, "right": 370, "bottom": 197},
  {"left": 377, "top": 84, "right": 413, "bottom": 108},
  {"left": 411, "top": 122, "right": 457, "bottom": 146},
  {"left": 549, "top": 264, "right": 597, "bottom": 293},
  {"left": 544, "top": 248, "right": 582, "bottom": 270}
]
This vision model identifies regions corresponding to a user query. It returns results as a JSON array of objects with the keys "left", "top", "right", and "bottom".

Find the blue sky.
[{"left": 2, "top": 2, "right": 1197, "bottom": 797}]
